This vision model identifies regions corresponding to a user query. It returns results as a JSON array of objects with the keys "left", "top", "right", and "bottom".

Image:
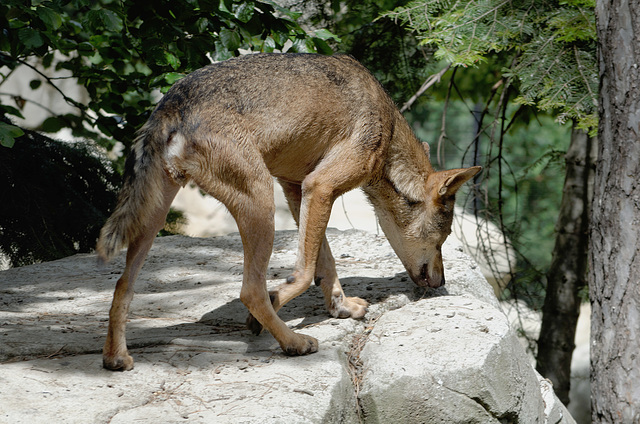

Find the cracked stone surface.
[
  {"left": 0, "top": 230, "right": 574, "bottom": 423},
  {"left": 359, "top": 296, "right": 544, "bottom": 423}
]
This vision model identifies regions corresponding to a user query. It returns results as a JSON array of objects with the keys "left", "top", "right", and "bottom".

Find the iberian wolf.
[{"left": 97, "top": 53, "right": 481, "bottom": 370}]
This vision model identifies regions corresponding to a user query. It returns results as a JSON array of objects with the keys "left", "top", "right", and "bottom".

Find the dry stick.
[
  {"left": 1, "top": 53, "right": 87, "bottom": 112},
  {"left": 437, "top": 67, "right": 457, "bottom": 169},
  {"left": 399, "top": 63, "right": 452, "bottom": 113}
]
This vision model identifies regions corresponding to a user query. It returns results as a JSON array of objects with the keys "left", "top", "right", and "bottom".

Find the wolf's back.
[
  {"left": 96, "top": 122, "right": 168, "bottom": 263},
  {"left": 96, "top": 53, "right": 394, "bottom": 262}
]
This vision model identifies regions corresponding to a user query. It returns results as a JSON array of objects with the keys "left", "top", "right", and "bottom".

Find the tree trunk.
[
  {"left": 591, "top": 0, "right": 640, "bottom": 422},
  {"left": 536, "top": 125, "right": 596, "bottom": 406}
]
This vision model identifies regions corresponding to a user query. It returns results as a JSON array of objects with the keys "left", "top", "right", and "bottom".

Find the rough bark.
[
  {"left": 591, "top": 0, "right": 640, "bottom": 422},
  {"left": 536, "top": 126, "right": 596, "bottom": 406}
]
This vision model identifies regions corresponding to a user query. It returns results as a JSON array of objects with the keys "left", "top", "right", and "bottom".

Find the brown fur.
[{"left": 96, "top": 53, "right": 481, "bottom": 370}]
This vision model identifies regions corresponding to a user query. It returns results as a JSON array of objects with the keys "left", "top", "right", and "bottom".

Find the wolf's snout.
[{"left": 411, "top": 263, "right": 444, "bottom": 288}]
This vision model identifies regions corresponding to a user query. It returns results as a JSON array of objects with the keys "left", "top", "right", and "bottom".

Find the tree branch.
[
  {"left": 0, "top": 92, "right": 59, "bottom": 117},
  {"left": 0, "top": 53, "right": 87, "bottom": 113},
  {"left": 436, "top": 66, "right": 456, "bottom": 168},
  {"left": 400, "top": 63, "right": 452, "bottom": 113}
]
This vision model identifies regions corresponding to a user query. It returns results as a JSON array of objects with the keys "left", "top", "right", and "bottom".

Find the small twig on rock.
[
  {"left": 347, "top": 316, "right": 380, "bottom": 421},
  {"left": 45, "top": 345, "right": 67, "bottom": 359}
]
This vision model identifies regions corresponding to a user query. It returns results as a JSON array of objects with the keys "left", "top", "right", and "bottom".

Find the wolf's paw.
[
  {"left": 330, "top": 295, "right": 368, "bottom": 319},
  {"left": 281, "top": 333, "right": 319, "bottom": 356},
  {"left": 103, "top": 352, "right": 134, "bottom": 371}
]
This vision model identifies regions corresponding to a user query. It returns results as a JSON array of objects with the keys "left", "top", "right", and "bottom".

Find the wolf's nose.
[
  {"left": 428, "top": 275, "right": 445, "bottom": 288},
  {"left": 422, "top": 264, "right": 444, "bottom": 288}
]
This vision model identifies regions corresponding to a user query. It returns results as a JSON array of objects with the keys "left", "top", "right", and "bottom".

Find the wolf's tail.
[{"left": 96, "top": 123, "right": 170, "bottom": 263}]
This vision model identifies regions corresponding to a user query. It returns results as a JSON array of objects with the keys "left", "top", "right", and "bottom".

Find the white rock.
[{"left": 0, "top": 230, "right": 574, "bottom": 423}]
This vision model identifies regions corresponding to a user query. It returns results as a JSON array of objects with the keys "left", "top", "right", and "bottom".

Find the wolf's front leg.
[
  {"left": 197, "top": 148, "right": 318, "bottom": 356},
  {"left": 268, "top": 177, "right": 367, "bottom": 320},
  {"left": 314, "top": 238, "right": 368, "bottom": 319},
  {"left": 246, "top": 234, "right": 368, "bottom": 335}
]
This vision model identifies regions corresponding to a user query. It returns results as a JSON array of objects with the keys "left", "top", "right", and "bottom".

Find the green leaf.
[
  {"left": 314, "top": 29, "right": 340, "bottom": 42},
  {"left": 56, "top": 38, "right": 78, "bottom": 54},
  {"left": 262, "top": 36, "right": 276, "bottom": 52},
  {"left": 164, "top": 52, "right": 181, "bottom": 70},
  {"left": 164, "top": 72, "right": 185, "bottom": 84},
  {"left": 18, "top": 28, "right": 44, "bottom": 49},
  {"left": 234, "top": 2, "right": 255, "bottom": 23},
  {"left": 0, "top": 122, "right": 24, "bottom": 148},
  {"left": 68, "top": 19, "right": 83, "bottom": 34},
  {"left": 259, "top": 0, "right": 302, "bottom": 21},
  {"left": 37, "top": 7, "right": 63, "bottom": 30},
  {"left": 312, "top": 38, "right": 333, "bottom": 55},
  {"left": 29, "top": 79, "right": 42, "bottom": 90},
  {"left": 7, "top": 14, "right": 27, "bottom": 30},
  {"left": 77, "top": 41, "right": 95, "bottom": 56},
  {"left": 42, "top": 52, "right": 54, "bottom": 67},
  {"left": 271, "top": 31, "right": 288, "bottom": 49},
  {"left": 195, "top": 17, "right": 209, "bottom": 33},
  {"left": 214, "top": 41, "right": 233, "bottom": 61},
  {"left": 0, "top": 30, "right": 9, "bottom": 52},
  {"left": 86, "top": 9, "right": 122, "bottom": 32},
  {"left": 218, "top": 0, "right": 233, "bottom": 15},
  {"left": 290, "top": 37, "right": 314, "bottom": 53},
  {"left": 101, "top": 9, "right": 122, "bottom": 31},
  {"left": 0, "top": 105, "right": 25, "bottom": 120},
  {"left": 220, "top": 27, "right": 241, "bottom": 51},
  {"left": 41, "top": 116, "right": 66, "bottom": 133},
  {"left": 150, "top": 74, "right": 167, "bottom": 87}
]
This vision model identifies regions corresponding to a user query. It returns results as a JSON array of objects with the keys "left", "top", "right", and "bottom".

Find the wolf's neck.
[
  {"left": 362, "top": 116, "right": 433, "bottom": 222},
  {"left": 376, "top": 116, "right": 432, "bottom": 195}
]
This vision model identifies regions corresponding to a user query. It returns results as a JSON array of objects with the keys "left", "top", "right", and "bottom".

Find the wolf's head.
[{"left": 370, "top": 164, "right": 481, "bottom": 288}]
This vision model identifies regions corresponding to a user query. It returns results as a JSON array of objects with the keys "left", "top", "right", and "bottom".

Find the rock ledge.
[{"left": 0, "top": 230, "right": 574, "bottom": 423}]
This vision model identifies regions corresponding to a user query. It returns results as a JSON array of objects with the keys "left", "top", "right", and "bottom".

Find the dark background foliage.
[
  {"left": 0, "top": 116, "right": 118, "bottom": 266},
  {"left": 0, "top": 0, "right": 336, "bottom": 266}
]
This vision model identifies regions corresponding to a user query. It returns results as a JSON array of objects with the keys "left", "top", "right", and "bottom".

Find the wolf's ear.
[
  {"left": 422, "top": 142, "right": 431, "bottom": 159},
  {"left": 432, "top": 166, "right": 482, "bottom": 198}
]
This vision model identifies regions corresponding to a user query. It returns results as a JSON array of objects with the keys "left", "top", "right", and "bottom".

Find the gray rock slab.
[
  {"left": 0, "top": 229, "right": 573, "bottom": 423},
  {"left": 357, "top": 295, "right": 571, "bottom": 423}
]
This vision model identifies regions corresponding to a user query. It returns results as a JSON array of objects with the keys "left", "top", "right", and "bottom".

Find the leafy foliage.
[
  {"left": 385, "top": 0, "right": 597, "bottom": 133},
  {"left": 0, "top": 120, "right": 24, "bottom": 147},
  {"left": 0, "top": 0, "right": 338, "bottom": 156},
  {"left": 0, "top": 0, "right": 338, "bottom": 266},
  {"left": 327, "top": 0, "right": 438, "bottom": 104},
  {"left": 0, "top": 116, "right": 119, "bottom": 267}
]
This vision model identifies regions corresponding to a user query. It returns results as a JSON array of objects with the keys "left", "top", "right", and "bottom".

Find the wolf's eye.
[{"left": 403, "top": 195, "right": 421, "bottom": 207}]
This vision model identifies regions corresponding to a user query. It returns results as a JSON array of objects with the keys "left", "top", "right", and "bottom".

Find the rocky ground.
[{"left": 0, "top": 230, "right": 573, "bottom": 423}]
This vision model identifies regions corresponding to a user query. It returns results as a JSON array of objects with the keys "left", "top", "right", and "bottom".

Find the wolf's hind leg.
[{"left": 103, "top": 177, "right": 180, "bottom": 371}]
